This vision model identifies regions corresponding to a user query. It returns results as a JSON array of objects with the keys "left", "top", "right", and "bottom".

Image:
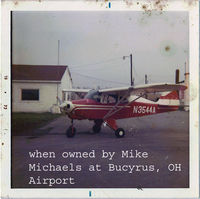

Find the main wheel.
[
  {"left": 115, "top": 128, "right": 125, "bottom": 138},
  {"left": 66, "top": 125, "right": 76, "bottom": 138},
  {"left": 92, "top": 125, "right": 101, "bottom": 133}
]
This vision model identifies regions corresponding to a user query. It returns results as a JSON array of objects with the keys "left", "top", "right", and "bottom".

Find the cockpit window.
[
  {"left": 84, "top": 90, "right": 101, "bottom": 102},
  {"left": 101, "top": 94, "right": 117, "bottom": 104}
]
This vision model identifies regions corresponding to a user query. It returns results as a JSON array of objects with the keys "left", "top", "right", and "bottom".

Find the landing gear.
[
  {"left": 115, "top": 128, "right": 125, "bottom": 138},
  {"left": 66, "top": 126, "right": 76, "bottom": 137},
  {"left": 105, "top": 119, "right": 125, "bottom": 138},
  {"left": 93, "top": 125, "right": 101, "bottom": 133},
  {"left": 92, "top": 120, "right": 103, "bottom": 133},
  {"left": 66, "top": 120, "right": 76, "bottom": 138}
]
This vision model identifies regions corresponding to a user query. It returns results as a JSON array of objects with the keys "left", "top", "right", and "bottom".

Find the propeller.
[{"left": 56, "top": 97, "right": 74, "bottom": 114}]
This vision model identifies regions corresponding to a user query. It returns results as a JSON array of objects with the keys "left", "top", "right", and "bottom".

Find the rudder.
[{"left": 157, "top": 91, "right": 180, "bottom": 106}]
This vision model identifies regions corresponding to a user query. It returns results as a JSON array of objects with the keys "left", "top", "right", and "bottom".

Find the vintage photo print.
[{"left": 1, "top": 0, "right": 199, "bottom": 198}]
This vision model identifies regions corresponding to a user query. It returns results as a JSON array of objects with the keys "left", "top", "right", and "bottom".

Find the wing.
[
  {"left": 99, "top": 83, "right": 187, "bottom": 96},
  {"left": 62, "top": 88, "right": 90, "bottom": 94}
]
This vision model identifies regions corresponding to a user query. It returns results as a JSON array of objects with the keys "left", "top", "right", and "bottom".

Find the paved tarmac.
[{"left": 12, "top": 111, "right": 189, "bottom": 188}]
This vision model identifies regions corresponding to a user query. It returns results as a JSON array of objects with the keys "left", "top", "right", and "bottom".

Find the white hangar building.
[{"left": 12, "top": 65, "right": 73, "bottom": 113}]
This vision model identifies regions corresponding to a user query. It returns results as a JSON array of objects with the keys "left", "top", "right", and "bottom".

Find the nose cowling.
[{"left": 59, "top": 101, "right": 74, "bottom": 114}]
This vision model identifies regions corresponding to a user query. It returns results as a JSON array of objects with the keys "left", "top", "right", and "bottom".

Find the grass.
[{"left": 12, "top": 112, "right": 62, "bottom": 136}]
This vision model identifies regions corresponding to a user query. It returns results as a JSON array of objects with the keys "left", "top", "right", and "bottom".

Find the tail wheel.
[
  {"left": 115, "top": 128, "right": 125, "bottom": 138},
  {"left": 66, "top": 125, "right": 76, "bottom": 138},
  {"left": 92, "top": 125, "right": 101, "bottom": 133}
]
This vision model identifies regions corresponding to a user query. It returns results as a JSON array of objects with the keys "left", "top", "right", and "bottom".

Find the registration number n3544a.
[{"left": 133, "top": 106, "right": 156, "bottom": 114}]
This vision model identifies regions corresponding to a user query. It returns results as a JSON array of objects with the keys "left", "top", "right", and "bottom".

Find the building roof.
[{"left": 12, "top": 65, "right": 68, "bottom": 81}]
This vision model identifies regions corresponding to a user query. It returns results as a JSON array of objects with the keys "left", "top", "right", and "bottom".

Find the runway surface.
[{"left": 12, "top": 111, "right": 189, "bottom": 188}]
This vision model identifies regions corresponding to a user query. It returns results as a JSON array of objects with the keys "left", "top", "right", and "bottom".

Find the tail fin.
[{"left": 157, "top": 91, "right": 180, "bottom": 106}]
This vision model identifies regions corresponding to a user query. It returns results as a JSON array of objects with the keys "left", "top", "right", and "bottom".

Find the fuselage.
[
  {"left": 60, "top": 87, "right": 185, "bottom": 138},
  {"left": 66, "top": 98, "right": 179, "bottom": 120}
]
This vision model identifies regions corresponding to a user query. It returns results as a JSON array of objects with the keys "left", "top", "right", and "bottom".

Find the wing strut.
[{"left": 103, "top": 93, "right": 146, "bottom": 120}]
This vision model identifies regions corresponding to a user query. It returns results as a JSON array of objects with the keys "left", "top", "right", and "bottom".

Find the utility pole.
[
  {"left": 145, "top": 74, "right": 148, "bottom": 84},
  {"left": 130, "top": 54, "right": 133, "bottom": 86},
  {"left": 123, "top": 54, "right": 134, "bottom": 86},
  {"left": 57, "top": 40, "right": 60, "bottom": 65},
  {"left": 144, "top": 74, "right": 148, "bottom": 99},
  {"left": 175, "top": 69, "right": 180, "bottom": 84}
]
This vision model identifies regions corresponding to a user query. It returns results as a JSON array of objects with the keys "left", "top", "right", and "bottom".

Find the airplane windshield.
[{"left": 84, "top": 90, "right": 101, "bottom": 102}]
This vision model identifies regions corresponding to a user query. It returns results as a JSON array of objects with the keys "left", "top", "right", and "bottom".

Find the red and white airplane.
[{"left": 59, "top": 83, "right": 186, "bottom": 138}]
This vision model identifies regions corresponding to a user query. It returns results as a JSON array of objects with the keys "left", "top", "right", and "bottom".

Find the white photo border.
[{"left": 1, "top": 0, "right": 199, "bottom": 198}]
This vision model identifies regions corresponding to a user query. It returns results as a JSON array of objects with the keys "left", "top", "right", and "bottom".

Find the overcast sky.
[{"left": 12, "top": 11, "right": 188, "bottom": 88}]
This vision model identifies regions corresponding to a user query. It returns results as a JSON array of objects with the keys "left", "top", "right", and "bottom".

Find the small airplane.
[{"left": 59, "top": 83, "right": 186, "bottom": 138}]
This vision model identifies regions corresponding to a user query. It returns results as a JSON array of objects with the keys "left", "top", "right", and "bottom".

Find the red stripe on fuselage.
[{"left": 69, "top": 99, "right": 179, "bottom": 120}]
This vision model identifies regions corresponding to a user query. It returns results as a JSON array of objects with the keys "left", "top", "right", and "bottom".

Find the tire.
[
  {"left": 92, "top": 125, "right": 101, "bottom": 133},
  {"left": 115, "top": 128, "right": 125, "bottom": 138},
  {"left": 66, "top": 126, "right": 76, "bottom": 138}
]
